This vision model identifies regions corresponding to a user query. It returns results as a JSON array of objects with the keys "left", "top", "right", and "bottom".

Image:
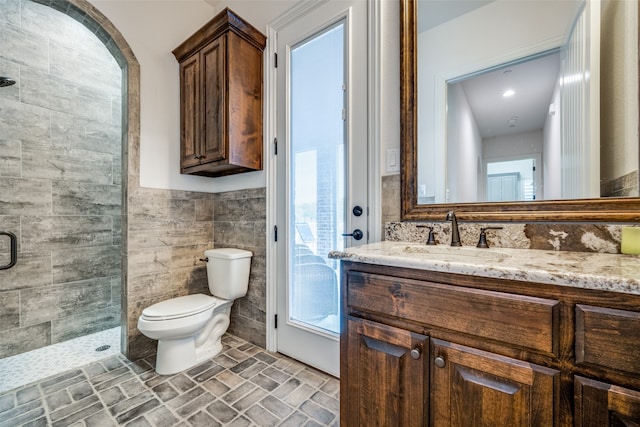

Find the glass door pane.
[{"left": 289, "top": 22, "right": 345, "bottom": 335}]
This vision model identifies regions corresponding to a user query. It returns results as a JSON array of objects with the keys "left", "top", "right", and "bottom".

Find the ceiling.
[
  {"left": 457, "top": 51, "right": 561, "bottom": 139},
  {"left": 418, "top": 0, "right": 494, "bottom": 32},
  {"left": 419, "top": 0, "right": 562, "bottom": 140}
]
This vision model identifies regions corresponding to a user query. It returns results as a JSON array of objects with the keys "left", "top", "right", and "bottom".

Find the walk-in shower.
[{"left": 0, "top": 0, "right": 123, "bottom": 390}]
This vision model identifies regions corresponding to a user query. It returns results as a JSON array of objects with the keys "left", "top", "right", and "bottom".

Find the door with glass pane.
[{"left": 275, "top": 0, "right": 368, "bottom": 377}]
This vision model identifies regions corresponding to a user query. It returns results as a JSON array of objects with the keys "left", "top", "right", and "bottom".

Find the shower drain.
[{"left": 95, "top": 345, "right": 111, "bottom": 352}]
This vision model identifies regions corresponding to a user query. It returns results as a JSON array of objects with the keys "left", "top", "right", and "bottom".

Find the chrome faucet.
[{"left": 445, "top": 211, "right": 461, "bottom": 246}]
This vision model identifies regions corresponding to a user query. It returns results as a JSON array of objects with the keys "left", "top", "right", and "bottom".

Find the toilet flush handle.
[{"left": 199, "top": 257, "right": 209, "bottom": 262}]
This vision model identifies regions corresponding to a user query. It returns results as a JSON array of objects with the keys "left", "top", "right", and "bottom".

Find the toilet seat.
[{"left": 142, "top": 294, "right": 217, "bottom": 321}]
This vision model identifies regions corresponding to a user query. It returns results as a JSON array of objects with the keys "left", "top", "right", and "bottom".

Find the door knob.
[
  {"left": 342, "top": 229, "right": 364, "bottom": 240},
  {"left": 352, "top": 205, "right": 363, "bottom": 217}
]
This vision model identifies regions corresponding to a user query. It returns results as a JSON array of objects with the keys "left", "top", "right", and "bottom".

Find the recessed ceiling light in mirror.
[{"left": 502, "top": 89, "right": 515, "bottom": 97}]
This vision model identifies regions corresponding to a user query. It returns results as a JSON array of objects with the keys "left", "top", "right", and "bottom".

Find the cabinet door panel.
[
  {"left": 201, "top": 36, "right": 226, "bottom": 163},
  {"left": 344, "top": 317, "right": 428, "bottom": 427},
  {"left": 179, "top": 54, "right": 200, "bottom": 169},
  {"left": 576, "top": 305, "right": 640, "bottom": 375},
  {"left": 431, "top": 338, "right": 558, "bottom": 427},
  {"left": 575, "top": 376, "right": 640, "bottom": 426}
]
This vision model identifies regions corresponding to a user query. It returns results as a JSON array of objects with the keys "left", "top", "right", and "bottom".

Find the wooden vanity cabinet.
[
  {"left": 340, "top": 261, "right": 640, "bottom": 427},
  {"left": 173, "top": 9, "right": 266, "bottom": 177},
  {"left": 575, "top": 376, "right": 640, "bottom": 426},
  {"left": 343, "top": 317, "right": 429, "bottom": 426},
  {"left": 574, "top": 305, "right": 640, "bottom": 426},
  {"left": 430, "top": 339, "right": 558, "bottom": 426}
]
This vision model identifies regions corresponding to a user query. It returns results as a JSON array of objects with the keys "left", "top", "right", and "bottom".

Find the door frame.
[{"left": 265, "top": 0, "right": 382, "bottom": 353}]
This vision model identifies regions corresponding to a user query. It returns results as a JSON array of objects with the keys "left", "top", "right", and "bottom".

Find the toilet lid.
[{"left": 142, "top": 294, "right": 217, "bottom": 321}]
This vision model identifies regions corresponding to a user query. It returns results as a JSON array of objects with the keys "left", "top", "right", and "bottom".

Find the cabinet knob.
[
  {"left": 434, "top": 356, "right": 446, "bottom": 368},
  {"left": 410, "top": 348, "right": 421, "bottom": 360}
]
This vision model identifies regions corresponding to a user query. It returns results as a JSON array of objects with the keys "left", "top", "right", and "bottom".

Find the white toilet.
[{"left": 137, "top": 248, "right": 252, "bottom": 375}]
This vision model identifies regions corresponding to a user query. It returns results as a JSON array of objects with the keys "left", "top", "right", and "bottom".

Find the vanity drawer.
[
  {"left": 347, "top": 272, "right": 559, "bottom": 355},
  {"left": 576, "top": 305, "right": 640, "bottom": 375}
]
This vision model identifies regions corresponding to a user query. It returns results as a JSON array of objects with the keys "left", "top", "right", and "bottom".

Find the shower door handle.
[{"left": 0, "top": 231, "right": 17, "bottom": 270}]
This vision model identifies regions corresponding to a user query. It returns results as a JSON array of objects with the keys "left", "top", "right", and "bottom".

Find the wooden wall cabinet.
[
  {"left": 173, "top": 9, "right": 266, "bottom": 177},
  {"left": 340, "top": 262, "right": 640, "bottom": 426}
]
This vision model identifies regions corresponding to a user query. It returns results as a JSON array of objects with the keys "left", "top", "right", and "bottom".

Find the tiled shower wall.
[{"left": 0, "top": 0, "right": 122, "bottom": 358}]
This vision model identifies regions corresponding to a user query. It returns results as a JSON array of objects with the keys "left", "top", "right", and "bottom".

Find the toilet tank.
[{"left": 204, "top": 248, "right": 252, "bottom": 300}]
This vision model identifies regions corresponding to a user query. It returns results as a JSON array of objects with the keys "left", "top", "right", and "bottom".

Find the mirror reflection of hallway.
[
  {"left": 445, "top": 52, "right": 556, "bottom": 204},
  {"left": 485, "top": 158, "right": 537, "bottom": 202}
]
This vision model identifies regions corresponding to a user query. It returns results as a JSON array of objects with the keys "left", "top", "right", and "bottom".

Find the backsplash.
[
  {"left": 385, "top": 222, "right": 627, "bottom": 253},
  {"left": 601, "top": 169, "right": 639, "bottom": 197},
  {"left": 381, "top": 175, "right": 635, "bottom": 253}
]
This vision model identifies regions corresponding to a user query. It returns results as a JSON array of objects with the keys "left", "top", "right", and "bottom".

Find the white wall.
[
  {"left": 544, "top": 83, "right": 562, "bottom": 199},
  {"left": 209, "top": 0, "right": 295, "bottom": 30},
  {"left": 447, "top": 83, "right": 482, "bottom": 203},
  {"left": 90, "top": 0, "right": 296, "bottom": 193},
  {"left": 90, "top": 0, "right": 222, "bottom": 192},
  {"left": 89, "top": 0, "right": 401, "bottom": 193},
  {"left": 600, "top": 0, "right": 639, "bottom": 182},
  {"left": 379, "top": 0, "right": 401, "bottom": 178},
  {"left": 483, "top": 131, "right": 544, "bottom": 160}
]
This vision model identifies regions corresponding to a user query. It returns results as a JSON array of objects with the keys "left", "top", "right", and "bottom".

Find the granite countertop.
[{"left": 329, "top": 241, "right": 640, "bottom": 295}]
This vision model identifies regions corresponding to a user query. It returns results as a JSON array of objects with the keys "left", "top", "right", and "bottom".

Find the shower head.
[{"left": 0, "top": 77, "right": 16, "bottom": 87}]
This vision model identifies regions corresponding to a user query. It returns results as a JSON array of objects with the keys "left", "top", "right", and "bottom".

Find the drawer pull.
[
  {"left": 410, "top": 348, "right": 421, "bottom": 360},
  {"left": 434, "top": 356, "right": 446, "bottom": 368}
]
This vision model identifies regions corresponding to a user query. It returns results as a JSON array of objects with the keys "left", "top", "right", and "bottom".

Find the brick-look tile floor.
[{"left": 0, "top": 334, "right": 340, "bottom": 426}]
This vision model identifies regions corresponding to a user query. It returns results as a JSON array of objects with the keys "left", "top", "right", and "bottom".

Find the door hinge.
[
  {"left": 274, "top": 52, "right": 278, "bottom": 68},
  {"left": 274, "top": 314, "right": 278, "bottom": 328},
  {"left": 274, "top": 137, "right": 278, "bottom": 155},
  {"left": 274, "top": 225, "right": 278, "bottom": 242}
]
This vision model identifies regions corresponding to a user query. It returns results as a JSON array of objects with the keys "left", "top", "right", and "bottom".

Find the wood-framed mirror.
[{"left": 400, "top": 0, "right": 640, "bottom": 222}]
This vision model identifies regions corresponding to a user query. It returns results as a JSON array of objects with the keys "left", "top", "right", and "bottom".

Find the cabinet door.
[
  {"left": 431, "top": 339, "right": 558, "bottom": 427},
  {"left": 575, "top": 376, "right": 640, "bottom": 426},
  {"left": 179, "top": 54, "right": 201, "bottom": 169},
  {"left": 343, "top": 317, "right": 429, "bottom": 427},
  {"left": 200, "top": 36, "right": 226, "bottom": 164}
]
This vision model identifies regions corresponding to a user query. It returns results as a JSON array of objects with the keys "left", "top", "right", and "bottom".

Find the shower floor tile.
[
  {"left": 0, "top": 333, "right": 340, "bottom": 426},
  {"left": 0, "top": 327, "right": 121, "bottom": 393}
]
